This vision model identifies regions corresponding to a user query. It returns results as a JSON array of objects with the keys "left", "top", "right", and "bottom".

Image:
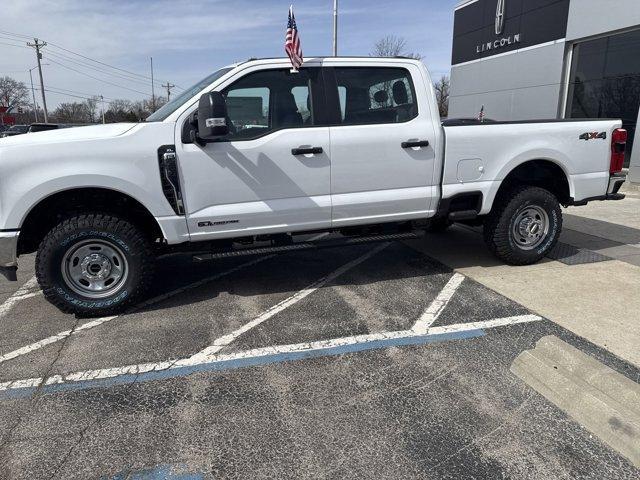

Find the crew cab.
[{"left": 0, "top": 57, "right": 628, "bottom": 315}]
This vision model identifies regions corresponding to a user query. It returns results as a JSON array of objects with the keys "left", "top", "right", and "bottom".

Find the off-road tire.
[
  {"left": 483, "top": 186, "right": 562, "bottom": 265},
  {"left": 36, "top": 213, "right": 154, "bottom": 316}
]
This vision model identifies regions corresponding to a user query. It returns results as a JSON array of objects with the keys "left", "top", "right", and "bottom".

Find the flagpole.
[{"left": 332, "top": 0, "right": 338, "bottom": 56}]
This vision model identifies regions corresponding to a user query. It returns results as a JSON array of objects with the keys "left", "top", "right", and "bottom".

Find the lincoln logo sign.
[
  {"left": 476, "top": 0, "right": 521, "bottom": 54},
  {"left": 476, "top": 34, "right": 521, "bottom": 53},
  {"left": 495, "top": 0, "right": 505, "bottom": 35}
]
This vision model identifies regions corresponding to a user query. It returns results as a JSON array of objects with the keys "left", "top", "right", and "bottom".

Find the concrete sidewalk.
[{"left": 406, "top": 186, "right": 640, "bottom": 368}]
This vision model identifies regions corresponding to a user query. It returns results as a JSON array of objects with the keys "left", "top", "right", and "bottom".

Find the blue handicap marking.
[{"left": 109, "top": 464, "right": 204, "bottom": 480}]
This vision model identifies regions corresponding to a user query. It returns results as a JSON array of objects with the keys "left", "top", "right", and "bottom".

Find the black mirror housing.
[{"left": 198, "top": 92, "right": 229, "bottom": 140}]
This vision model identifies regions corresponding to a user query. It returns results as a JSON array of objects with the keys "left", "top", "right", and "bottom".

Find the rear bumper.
[
  {"left": 571, "top": 173, "right": 627, "bottom": 206},
  {"left": 0, "top": 231, "right": 19, "bottom": 281},
  {"left": 607, "top": 172, "right": 626, "bottom": 196}
]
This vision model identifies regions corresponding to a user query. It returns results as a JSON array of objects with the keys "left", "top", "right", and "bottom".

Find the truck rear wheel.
[
  {"left": 484, "top": 186, "right": 562, "bottom": 265},
  {"left": 36, "top": 213, "right": 154, "bottom": 316}
]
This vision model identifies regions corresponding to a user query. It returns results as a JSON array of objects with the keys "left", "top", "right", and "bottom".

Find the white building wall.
[
  {"left": 566, "top": 0, "right": 640, "bottom": 41},
  {"left": 448, "top": 41, "right": 566, "bottom": 121}
]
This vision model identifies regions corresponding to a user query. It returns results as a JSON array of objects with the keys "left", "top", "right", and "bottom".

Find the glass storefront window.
[{"left": 566, "top": 29, "right": 640, "bottom": 167}]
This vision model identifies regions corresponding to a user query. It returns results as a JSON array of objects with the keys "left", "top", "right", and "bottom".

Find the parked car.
[
  {"left": 0, "top": 57, "right": 628, "bottom": 315},
  {"left": 0, "top": 124, "right": 29, "bottom": 138},
  {"left": 27, "top": 123, "right": 88, "bottom": 133}
]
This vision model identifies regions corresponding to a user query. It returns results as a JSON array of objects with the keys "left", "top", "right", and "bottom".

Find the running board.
[{"left": 192, "top": 231, "right": 423, "bottom": 262}]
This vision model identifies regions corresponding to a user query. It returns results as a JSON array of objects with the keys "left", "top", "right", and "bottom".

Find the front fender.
[
  {"left": 0, "top": 122, "right": 176, "bottom": 231},
  {"left": 6, "top": 175, "right": 169, "bottom": 229}
]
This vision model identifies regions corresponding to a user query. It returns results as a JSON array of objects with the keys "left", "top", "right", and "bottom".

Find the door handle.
[
  {"left": 292, "top": 146, "right": 323, "bottom": 155},
  {"left": 401, "top": 140, "right": 430, "bottom": 148}
]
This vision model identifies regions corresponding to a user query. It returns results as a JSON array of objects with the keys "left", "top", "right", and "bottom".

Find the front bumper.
[{"left": 0, "top": 231, "right": 19, "bottom": 281}]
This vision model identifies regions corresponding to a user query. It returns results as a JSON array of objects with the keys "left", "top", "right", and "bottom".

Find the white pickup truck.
[{"left": 0, "top": 57, "right": 628, "bottom": 315}]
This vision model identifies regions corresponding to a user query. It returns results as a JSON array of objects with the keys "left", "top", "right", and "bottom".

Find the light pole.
[
  {"left": 333, "top": 0, "right": 338, "bottom": 56},
  {"left": 100, "top": 95, "right": 106, "bottom": 124}
]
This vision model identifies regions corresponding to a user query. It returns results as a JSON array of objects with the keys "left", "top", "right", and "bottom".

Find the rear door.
[{"left": 324, "top": 63, "right": 439, "bottom": 227}]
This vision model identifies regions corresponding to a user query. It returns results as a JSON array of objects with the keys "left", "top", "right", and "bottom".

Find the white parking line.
[
  {"left": 188, "top": 242, "right": 391, "bottom": 362},
  {"left": 0, "top": 255, "right": 274, "bottom": 365},
  {"left": 0, "top": 314, "right": 543, "bottom": 394},
  {"left": 412, "top": 273, "right": 465, "bottom": 334},
  {"left": 0, "top": 232, "right": 329, "bottom": 366},
  {"left": 0, "top": 276, "right": 40, "bottom": 320}
]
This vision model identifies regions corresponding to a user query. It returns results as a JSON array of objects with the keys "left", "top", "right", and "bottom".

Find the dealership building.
[{"left": 449, "top": 0, "right": 640, "bottom": 178}]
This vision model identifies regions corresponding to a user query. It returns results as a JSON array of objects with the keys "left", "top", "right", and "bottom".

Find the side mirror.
[{"left": 198, "top": 91, "right": 229, "bottom": 140}]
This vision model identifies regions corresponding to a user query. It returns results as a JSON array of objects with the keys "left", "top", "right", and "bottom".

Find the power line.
[
  {"left": 45, "top": 89, "right": 117, "bottom": 104},
  {"left": 0, "top": 41, "right": 30, "bottom": 49},
  {"left": 0, "top": 29, "right": 161, "bottom": 83},
  {"left": 46, "top": 41, "right": 182, "bottom": 89},
  {"left": 0, "top": 30, "right": 32, "bottom": 40},
  {"left": 1, "top": 29, "right": 184, "bottom": 92},
  {"left": 46, "top": 86, "right": 117, "bottom": 101},
  {"left": 47, "top": 58, "right": 150, "bottom": 96},
  {"left": 44, "top": 49, "right": 168, "bottom": 88}
]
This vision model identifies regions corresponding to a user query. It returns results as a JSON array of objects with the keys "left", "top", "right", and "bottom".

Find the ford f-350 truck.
[{"left": 0, "top": 57, "right": 628, "bottom": 315}]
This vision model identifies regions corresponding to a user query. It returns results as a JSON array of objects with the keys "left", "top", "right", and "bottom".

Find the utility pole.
[
  {"left": 162, "top": 82, "right": 175, "bottom": 102},
  {"left": 150, "top": 57, "right": 156, "bottom": 112},
  {"left": 28, "top": 67, "right": 39, "bottom": 123},
  {"left": 99, "top": 95, "right": 106, "bottom": 124},
  {"left": 333, "top": 0, "right": 338, "bottom": 56},
  {"left": 27, "top": 38, "right": 48, "bottom": 123}
]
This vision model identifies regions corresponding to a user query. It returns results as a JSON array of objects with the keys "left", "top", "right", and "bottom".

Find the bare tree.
[
  {"left": 52, "top": 102, "right": 91, "bottom": 123},
  {"left": 84, "top": 96, "right": 101, "bottom": 123},
  {"left": 0, "top": 76, "right": 29, "bottom": 110},
  {"left": 104, "top": 99, "right": 137, "bottom": 123},
  {"left": 371, "top": 35, "right": 422, "bottom": 60},
  {"left": 131, "top": 96, "right": 167, "bottom": 121},
  {"left": 434, "top": 75, "right": 450, "bottom": 118}
]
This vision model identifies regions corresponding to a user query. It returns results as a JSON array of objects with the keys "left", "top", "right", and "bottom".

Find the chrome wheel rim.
[
  {"left": 61, "top": 240, "right": 128, "bottom": 298},
  {"left": 511, "top": 205, "right": 549, "bottom": 251}
]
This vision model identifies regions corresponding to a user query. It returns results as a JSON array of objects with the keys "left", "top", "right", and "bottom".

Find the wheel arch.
[
  {"left": 488, "top": 158, "right": 572, "bottom": 214},
  {"left": 18, "top": 187, "right": 166, "bottom": 255}
]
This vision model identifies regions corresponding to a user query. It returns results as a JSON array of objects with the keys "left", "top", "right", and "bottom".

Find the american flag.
[
  {"left": 285, "top": 5, "right": 303, "bottom": 70},
  {"left": 478, "top": 105, "right": 485, "bottom": 122}
]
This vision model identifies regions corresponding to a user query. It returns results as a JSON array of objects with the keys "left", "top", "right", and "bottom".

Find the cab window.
[
  {"left": 333, "top": 67, "right": 418, "bottom": 126},
  {"left": 220, "top": 68, "right": 318, "bottom": 141}
]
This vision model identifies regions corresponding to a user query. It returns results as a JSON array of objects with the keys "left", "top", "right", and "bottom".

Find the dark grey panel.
[
  {"left": 452, "top": 0, "right": 570, "bottom": 65},
  {"left": 566, "top": 29, "right": 640, "bottom": 167}
]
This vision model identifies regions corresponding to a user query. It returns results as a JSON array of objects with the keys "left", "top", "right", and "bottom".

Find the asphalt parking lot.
[{"left": 0, "top": 239, "right": 638, "bottom": 479}]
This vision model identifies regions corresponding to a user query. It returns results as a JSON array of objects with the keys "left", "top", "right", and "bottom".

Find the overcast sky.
[{"left": 1, "top": 0, "right": 458, "bottom": 108}]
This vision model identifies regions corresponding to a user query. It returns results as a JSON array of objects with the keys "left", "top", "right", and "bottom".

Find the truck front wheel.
[
  {"left": 483, "top": 186, "right": 562, "bottom": 265},
  {"left": 36, "top": 213, "right": 154, "bottom": 316}
]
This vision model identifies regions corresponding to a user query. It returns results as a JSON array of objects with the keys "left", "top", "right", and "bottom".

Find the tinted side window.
[
  {"left": 334, "top": 67, "right": 418, "bottom": 126},
  {"left": 221, "top": 69, "right": 316, "bottom": 141}
]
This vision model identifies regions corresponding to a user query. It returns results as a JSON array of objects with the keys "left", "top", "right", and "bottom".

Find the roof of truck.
[{"left": 224, "top": 56, "right": 424, "bottom": 69}]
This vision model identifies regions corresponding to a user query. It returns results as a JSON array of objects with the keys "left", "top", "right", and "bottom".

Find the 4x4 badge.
[{"left": 579, "top": 132, "right": 607, "bottom": 141}]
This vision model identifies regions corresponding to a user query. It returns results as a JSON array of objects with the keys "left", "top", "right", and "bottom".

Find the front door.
[
  {"left": 324, "top": 64, "right": 439, "bottom": 227},
  {"left": 177, "top": 67, "right": 331, "bottom": 242}
]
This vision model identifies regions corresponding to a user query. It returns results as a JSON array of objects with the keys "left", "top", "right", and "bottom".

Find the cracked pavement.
[{"left": 0, "top": 241, "right": 638, "bottom": 479}]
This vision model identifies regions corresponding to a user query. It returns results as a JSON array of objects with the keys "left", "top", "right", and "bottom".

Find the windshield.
[
  {"left": 146, "top": 67, "right": 234, "bottom": 122},
  {"left": 9, "top": 125, "right": 29, "bottom": 133}
]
